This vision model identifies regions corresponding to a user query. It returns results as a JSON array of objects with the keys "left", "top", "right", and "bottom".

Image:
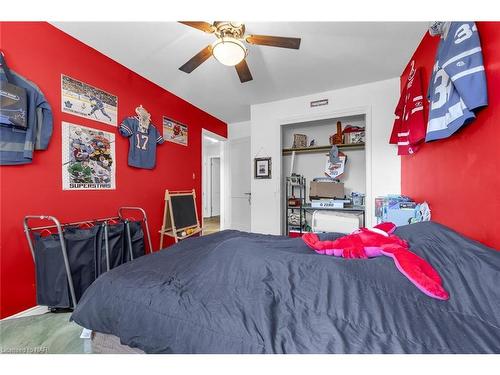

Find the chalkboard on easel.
[
  {"left": 159, "top": 189, "right": 202, "bottom": 247},
  {"left": 171, "top": 194, "right": 197, "bottom": 230}
]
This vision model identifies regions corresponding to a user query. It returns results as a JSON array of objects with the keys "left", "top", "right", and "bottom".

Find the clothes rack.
[{"left": 23, "top": 206, "right": 152, "bottom": 309}]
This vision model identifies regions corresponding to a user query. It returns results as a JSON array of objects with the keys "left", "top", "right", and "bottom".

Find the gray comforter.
[{"left": 71, "top": 222, "right": 500, "bottom": 353}]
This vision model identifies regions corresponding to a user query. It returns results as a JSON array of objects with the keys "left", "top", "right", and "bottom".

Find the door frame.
[
  {"left": 278, "top": 105, "right": 372, "bottom": 232},
  {"left": 201, "top": 129, "right": 227, "bottom": 232},
  {"left": 210, "top": 156, "right": 221, "bottom": 217}
]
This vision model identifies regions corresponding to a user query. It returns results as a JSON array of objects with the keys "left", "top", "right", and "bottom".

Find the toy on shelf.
[
  {"left": 329, "top": 121, "right": 343, "bottom": 145},
  {"left": 342, "top": 124, "right": 365, "bottom": 144}
]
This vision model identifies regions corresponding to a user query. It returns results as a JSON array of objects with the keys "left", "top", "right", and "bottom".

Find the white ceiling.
[{"left": 52, "top": 22, "right": 428, "bottom": 123}]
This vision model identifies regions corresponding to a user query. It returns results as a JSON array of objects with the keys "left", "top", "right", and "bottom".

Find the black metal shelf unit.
[{"left": 285, "top": 176, "right": 306, "bottom": 236}]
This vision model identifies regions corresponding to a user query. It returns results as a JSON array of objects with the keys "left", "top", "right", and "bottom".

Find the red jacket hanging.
[{"left": 390, "top": 62, "right": 426, "bottom": 155}]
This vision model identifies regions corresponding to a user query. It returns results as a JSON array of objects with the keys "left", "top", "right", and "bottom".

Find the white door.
[
  {"left": 210, "top": 157, "right": 221, "bottom": 217},
  {"left": 229, "top": 137, "right": 251, "bottom": 231}
]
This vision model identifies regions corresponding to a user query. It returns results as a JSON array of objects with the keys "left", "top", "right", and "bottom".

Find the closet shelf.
[{"left": 282, "top": 143, "right": 365, "bottom": 155}]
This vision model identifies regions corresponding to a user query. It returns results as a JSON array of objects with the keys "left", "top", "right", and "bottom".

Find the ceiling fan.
[{"left": 178, "top": 21, "right": 301, "bottom": 83}]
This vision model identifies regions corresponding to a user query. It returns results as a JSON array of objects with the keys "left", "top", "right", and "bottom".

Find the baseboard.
[{"left": 1, "top": 305, "right": 48, "bottom": 321}]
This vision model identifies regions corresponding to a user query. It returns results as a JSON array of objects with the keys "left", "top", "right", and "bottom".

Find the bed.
[{"left": 71, "top": 222, "right": 500, "bottom": 354}]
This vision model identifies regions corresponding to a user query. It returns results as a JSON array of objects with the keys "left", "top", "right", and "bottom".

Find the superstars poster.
[
  {"left": 62, "top": 122, "right": 116, "bottom": 190},
  {"left": 163, "top": 116, "right": 188, "bottom": 146},
  {"left": 61, "top": 75, "right": 118, "bottom": 126}
]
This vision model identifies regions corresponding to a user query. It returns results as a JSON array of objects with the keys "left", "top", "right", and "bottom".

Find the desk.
[{"left": 287, "top": 205, "right": 365, "bottom": 235}]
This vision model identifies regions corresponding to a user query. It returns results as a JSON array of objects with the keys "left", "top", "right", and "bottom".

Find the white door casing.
[
  {"left": 210, "top": 157, "right": 221, "bottom": 217},
  {"left": 229, "top": 137, "right": 251, "bottom": 231}
]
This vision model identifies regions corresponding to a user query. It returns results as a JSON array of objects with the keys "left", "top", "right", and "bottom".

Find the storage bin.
[{"left": 311, "top": 211, "right": 363, "bottom": 234}]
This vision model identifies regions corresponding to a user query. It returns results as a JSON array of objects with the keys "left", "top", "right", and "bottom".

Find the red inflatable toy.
[{"left": 302, "top": 222, "right": 449, "bottom": 300}]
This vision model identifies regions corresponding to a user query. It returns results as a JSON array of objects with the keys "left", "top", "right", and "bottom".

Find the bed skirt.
[{"left": 92, "top": 332, "right": 145, "bottom": 354}]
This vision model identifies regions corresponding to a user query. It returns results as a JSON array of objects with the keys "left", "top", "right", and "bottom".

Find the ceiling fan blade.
[
  {"left": 245, "top": 35, "right": 301, "bottom": 49},
  {"left": 179, "top": 21, "right": 215, "bottom": 33},
  {"left": 235, "top": 59, "right": 253, "bottom": 83},
  {"left": 179, "top": 45, "right": 213, "bottom": 73}
]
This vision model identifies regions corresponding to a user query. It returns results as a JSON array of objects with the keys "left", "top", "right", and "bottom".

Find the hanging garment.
[
  {"left": 34, "top": 232, "right": 71, "bottom": 308},
  {"left": 119, "top": 116, "right": 164, "bottom": 169},
  {"left": 95, "top": 222, "right": 125, "bottom": 277},
  {"left": 0, "top": 55, "right": 27, "bottom": 130},
  {"left": 426, "top": 22, "right": 487, "bottom": 141},
  {"left": 390, "top": 63, "right": 426, "bottom": 155},
  {"left": 0, "top": 54, "right": 53, "bottom": 165},
  {"left": 124, "top": 221, "right": 145, "bottom": 262}
]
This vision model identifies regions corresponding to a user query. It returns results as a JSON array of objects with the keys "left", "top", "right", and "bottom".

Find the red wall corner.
[
  {"left": 0, "top": 22, "right": 227, "bottom": 318},
  {"left": 400, "top": 22, "right": 500, "bottom": 250}
]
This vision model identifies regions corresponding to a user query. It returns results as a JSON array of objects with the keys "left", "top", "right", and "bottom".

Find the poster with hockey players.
[
  {"left": 61, "top": 75, "right": 118, "bottom": 126},
  {"left": 163, "top": 116, "right": 188, "bottom": 146},
  {"left": 62, "top": 122, "right": 116, "bottom": 190}
]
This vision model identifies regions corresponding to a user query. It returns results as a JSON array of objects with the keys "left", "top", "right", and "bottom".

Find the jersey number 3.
[
  {"left": 431, "top": 70, "right": 451, "bottom": 110},
  {"left": 135, "top": 134, "right": 149, "bottom": 150}
]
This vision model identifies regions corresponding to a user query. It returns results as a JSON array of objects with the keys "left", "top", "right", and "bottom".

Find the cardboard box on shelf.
[{"left": 309, "top": 181, "right": 344, "bottom": 199}]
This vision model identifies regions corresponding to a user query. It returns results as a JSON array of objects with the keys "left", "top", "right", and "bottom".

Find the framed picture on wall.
[
  {"left": 163, "top": 116, "right": 188, "bottom": 146},
  {"left": 62, "top": 122, "right": 116, "bottom": 190},
  {"left": 61, "top": 75, "right": 118, "bottom": 126},
  {"left": 254, "top": 157, "right": 272, "bottom": 179}
]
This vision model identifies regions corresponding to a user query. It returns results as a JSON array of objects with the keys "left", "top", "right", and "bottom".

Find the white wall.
[
  {"left": 228, "top": 121, "right": 251, "bottom": 140},
  {"left": 250, "top": 78, "right": 401, "bottom": 235}
]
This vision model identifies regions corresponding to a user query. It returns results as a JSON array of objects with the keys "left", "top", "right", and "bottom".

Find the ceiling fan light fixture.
[{"left": 212, "top": 36, "right": 247, "bottom": 66}]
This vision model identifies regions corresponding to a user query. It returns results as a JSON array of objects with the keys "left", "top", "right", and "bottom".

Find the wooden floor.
[{"left": 203, "top": 216, "right": 220, "bottom": 235}]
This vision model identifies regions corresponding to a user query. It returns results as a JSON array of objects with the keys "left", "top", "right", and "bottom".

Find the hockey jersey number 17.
[
  {"left": 426, "top": 22, "right": 488, "bottom": 141},
  {"left": 390, "top": 62, "right": 426, "bottom": 155}
]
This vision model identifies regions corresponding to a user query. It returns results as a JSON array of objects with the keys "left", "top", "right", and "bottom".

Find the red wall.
[
  {"left": 400, "top": 22, "right": 500, "bottom": 250},
  {"left": 0, "top": 22, "right": 227, "bottom": 318}
]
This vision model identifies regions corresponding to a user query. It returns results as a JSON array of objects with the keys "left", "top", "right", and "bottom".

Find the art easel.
[{"left": 159, "top": 189, "right": 202, "bottom": 247}]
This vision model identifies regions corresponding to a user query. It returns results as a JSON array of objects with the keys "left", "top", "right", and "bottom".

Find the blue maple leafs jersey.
[
  {"left": 426, "top": 22, "right": 488, "bottom": 141},
  {"left": 119, "top": 116, "right": 164, "bottom": 169},
  {"left": 0, "top": 65, "right": 53, "bottom": 165}
]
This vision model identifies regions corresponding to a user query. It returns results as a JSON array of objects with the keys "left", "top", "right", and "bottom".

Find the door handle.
[{"left": 244, "top": 192, "right": 251, "bottom": 204}]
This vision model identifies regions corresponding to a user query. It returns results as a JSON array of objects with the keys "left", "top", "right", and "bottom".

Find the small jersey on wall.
[
  {"left": 62, "top": 121, "right": 116, "bottom": 190},
  {"left": 61, "top": 75, "right": 118, "bottom": 126}
]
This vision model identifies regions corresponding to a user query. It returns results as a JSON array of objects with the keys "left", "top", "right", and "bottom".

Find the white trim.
[
  {"left": 201, "top": 129, "right": 227, "bottom": 232},
  {"left": 413, "top": 95, "right": 423, "bottom": 101},
  {"left": 397, "top": 141, "right": 410, "bottom": 145},
  {"left": 1, "top": 305, "right": 48, "bottom": 321},
  {"left": 451, "top": 66, "right": 485, "bottom": 81},
  {"left": 427, "top": 100, "right": 466, "bottom": 132},
  {"left": 397, "top": 131, "right": 409, "bottom": 137},
  {"left": 411, "top": 106, "right": 423, "bottom": 114},
  {"left": 442, "top": 47, "right": 482, "bottom": 69}
]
